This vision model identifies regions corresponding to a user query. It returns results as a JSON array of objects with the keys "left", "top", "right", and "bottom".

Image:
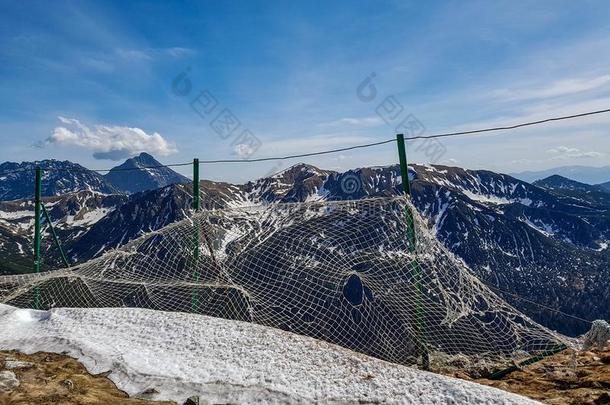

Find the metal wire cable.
[
  {"left": 1, "top": 107, "right": 609, "bottom": 175},
  {"left": 202, "top": 107, "right": 610, "bottom": 163},
  {"left": 197, "top": 139, "right": 396, "bottom": 164},
  {"left": 488, "top": 285, "right": 593, "bottom": 324},
  {"left": 406, "top": 107, "right": 610, "bottom": 141}
]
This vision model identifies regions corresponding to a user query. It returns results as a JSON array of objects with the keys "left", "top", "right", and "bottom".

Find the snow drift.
[{"left": 0, "top": 304, "right": 538, "bottom": 404}]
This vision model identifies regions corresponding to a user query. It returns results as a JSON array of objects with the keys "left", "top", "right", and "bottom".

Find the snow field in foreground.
[{"left": 0, "top": 304, "right": 539, "bottom": 404}]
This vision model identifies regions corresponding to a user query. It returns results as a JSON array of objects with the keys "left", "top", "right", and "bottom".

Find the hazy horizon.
[{"left": 3, "top": 150, "right": 610, "bottom": 185}]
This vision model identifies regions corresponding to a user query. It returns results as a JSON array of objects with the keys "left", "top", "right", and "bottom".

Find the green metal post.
[
  {"left": 397, "top": 134, "right": 412, "bottom": 196},
  {"left": 397, "top": 134, "right": 416, "bottom": 249},
  {"left": 41, "top": 204, "right": 70, "bottom": 268},
  {"left": 193, "top": 158, "right": 201, "bottom": 212},
  {"left": 191, "top": 158, "right": 200, "bottom": 312},
  {"left": 396, "top": 134, "right": 429, "bottom": 370},
  {"left": 33, "top": 166, "right": 42, "bottom": 309}
]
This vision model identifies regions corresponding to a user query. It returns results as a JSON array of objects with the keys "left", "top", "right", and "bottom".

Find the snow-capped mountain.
[
  {"left": 68, "top": 184, "right": 193, "bottom": 260},
  {"left": 96, "top": 164, "right": 610, "bottom": 335},
  {"left": 103, "top": 152, "right": 189, "bottom": 194},
  {"left": 1, "top": 162, "right": 609, "bottom": 336},
  {"left": 0, "top": 160, "right": 118, "bottom": 201}
]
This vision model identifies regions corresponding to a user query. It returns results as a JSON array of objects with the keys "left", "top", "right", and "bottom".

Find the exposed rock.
[
  {"left": 183, "top": 396, "right": 199, "bottom": 405},
  {"left": 0, "top": 370, "right": 19, "bottom": 392},
  {"left": 135, "top": 387, "right": 160, "bottom": 399},
  {"left": 3, "top": 359, "right": 34, "bottom": 370},
  {"left": 594, "top": 392, "right": 610, "bottom": 405},
  {"left": 584, "top": 320, "right": 610, "bottom": 350},
  {"left": 62, "top": 378, "right": 74, "bottom": 390}
]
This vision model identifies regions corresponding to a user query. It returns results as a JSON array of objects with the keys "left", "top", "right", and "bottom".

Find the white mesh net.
[{"left": 0, "top": 197, "right": 567, "bottom": 373}]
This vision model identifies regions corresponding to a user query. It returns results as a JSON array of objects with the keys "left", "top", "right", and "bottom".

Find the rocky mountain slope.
[
  {"left": 0, "top": 191, "right": 128, "bottom": 273},
  {"left": 1, "top": 162, "right": 609, "bottom": 336}
]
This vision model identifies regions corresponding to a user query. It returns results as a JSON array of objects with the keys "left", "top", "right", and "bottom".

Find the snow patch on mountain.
[
  {"left": 463, "top": 190, "right": 512, "bottom": 205},
  {"left": 63, "top": 207, "right": 114, "bottom": 227},
  {"left": 521, "top": 217, "right": 557, "bottom": 237}
]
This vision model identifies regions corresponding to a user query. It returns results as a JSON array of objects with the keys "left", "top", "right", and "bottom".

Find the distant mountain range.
[
  {"left": 0, "top": 160, "right": 118, "bottom": 200},
  {"left": 512, "top": 165, "right": 610, "bottom": 185},
  {"left": 0, "top": 159, "right": 609, "bottom": 337},
  {"left": 0, "top": 153, "right": 189, "bottom": 200},
  {"left": 533, "top": 175, "right": 610, "bottom": 206}
]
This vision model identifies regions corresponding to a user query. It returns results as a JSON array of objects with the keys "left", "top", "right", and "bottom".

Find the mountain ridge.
[
  {"left": 103, "top": 152, "right": 189, "bottom": 194},
  {"left": 534, "top": 174, "right": 610, "bottom": 207},
  {"left": 1, "top": 161, "right": 609, "bottom": 336},
  {"left": 0, "top": 154, "right": 191, "bottom": 201},
  {"left": 0, "top": 159, "right": 118, "bottom": 201}
]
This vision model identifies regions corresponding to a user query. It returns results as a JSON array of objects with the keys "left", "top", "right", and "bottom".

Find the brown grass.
[
  {"left": 472, "top": 349, "right": 610, "bottom": 405},
  {"left": 0, "top": 350, "right": 176, "bottom": 405}
]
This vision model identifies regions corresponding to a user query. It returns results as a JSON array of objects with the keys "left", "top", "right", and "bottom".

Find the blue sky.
[{"left": 1, "top": 0, "right": 610, "bottom": 182}]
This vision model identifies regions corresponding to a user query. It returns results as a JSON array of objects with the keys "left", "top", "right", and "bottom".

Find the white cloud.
[
  {"left": 115, "top": 48, "right": 153, "bottom": 61},
  {"left": 321, "top": 117, "right": 383, "bottom": 127},
  {"left": 233, "top": 143, "right": 257, "bottom": 159},
  {"left": 45, "top": 117, "right": 177, "bottom": 160},
  {"left": 115, "top": 47, "right": 194, "bottom": 62},
  {"left": 263, "top": 133, "right": 375, "bottom": 153},
  {"left": 165, "top": 47, "right": 195, "bottom": 58},
  {"left": 546, "top": 145, "right": 604, "bottom": 160},
  {"left": 494, "top": 74, "right": 610, "bottom": 101},
  {"left": 546, "top": 146, "right": 578, "bottom": 154}
]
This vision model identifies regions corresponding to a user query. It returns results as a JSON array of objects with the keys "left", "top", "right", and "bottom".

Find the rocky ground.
[
  {"left": 1, "top": 348, "right": 609, "bottom": 404},
  {"left": 0, "top": 351, "right": 175, "bottom": 405},
  {"left": 473, "top": 348, "right": 610, "bottom": 405}
]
